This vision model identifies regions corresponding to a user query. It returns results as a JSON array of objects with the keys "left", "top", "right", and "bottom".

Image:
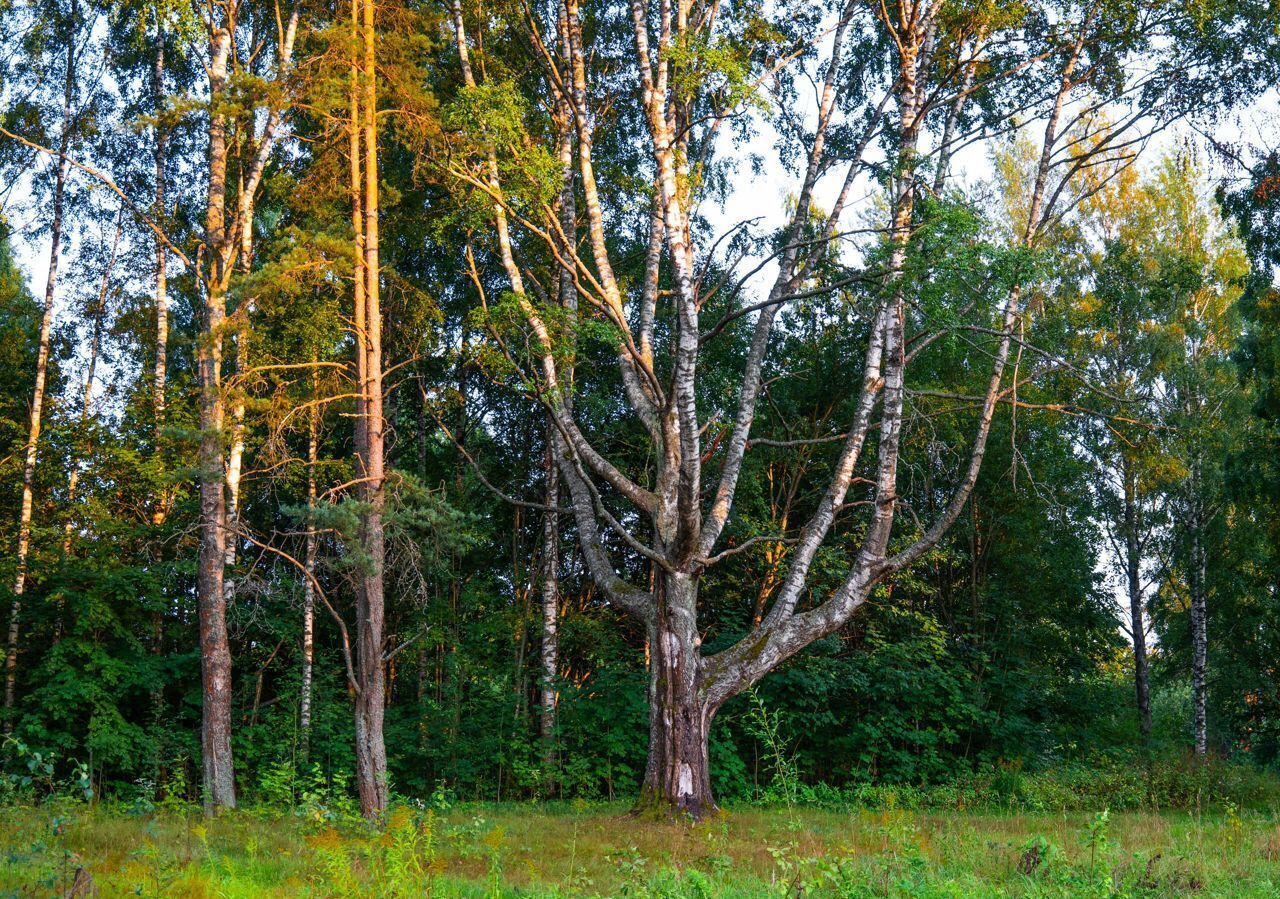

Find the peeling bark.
[{"left": 636, "top": 572, "right": 715, "bottom": 819}]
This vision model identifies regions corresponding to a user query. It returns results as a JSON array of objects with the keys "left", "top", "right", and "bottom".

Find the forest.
[{"left": 3, "top": 0, "right": 1280, "bottom": 893}]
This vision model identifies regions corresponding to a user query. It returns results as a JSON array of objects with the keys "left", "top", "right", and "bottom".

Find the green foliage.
[
  {"left": 742, "top": 691, "right": 800, "bottom": 805},
  {"left": 0, "top": 736, "right": 91, "bottom": 804},
  {"left": 441, "top": 81, "right": 563, "bottom": 220}
]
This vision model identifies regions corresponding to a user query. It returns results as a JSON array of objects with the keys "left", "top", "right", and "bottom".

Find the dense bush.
[{"left": 748, "top": 755, "right": 1280, "bottom": 814}]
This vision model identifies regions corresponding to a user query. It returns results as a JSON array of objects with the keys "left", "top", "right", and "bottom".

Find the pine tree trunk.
[
  {"left": 353, "top": 0, "right": 388, "bottom": 817},
  {"left": 197, "top": 27, "right": 237, "bottom": 811},
  {"left": 348, "top": 0, "right": 366, "bottom": 490},
  {"left": 1123, "top": 463, "right": 1151, "bottom": 741},
  {"left": 635, "top": 572, "right": 716, "bottom": 820},
  {"left": 3, "top": 4, "right": 77, "bottom": 724}
]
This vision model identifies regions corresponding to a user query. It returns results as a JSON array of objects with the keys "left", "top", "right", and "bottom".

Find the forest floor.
[{"left": 1, "top": 801, "right": 1276, "bottom": 897}]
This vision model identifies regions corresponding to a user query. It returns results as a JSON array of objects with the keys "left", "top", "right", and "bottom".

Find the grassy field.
[{"left": 1, "top": 801, "right": 1276, "bottom": 897}]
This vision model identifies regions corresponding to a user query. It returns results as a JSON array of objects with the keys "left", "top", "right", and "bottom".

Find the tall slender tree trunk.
[
  {"left": 1123, "top": 462, "right": 1151, "bottom": 741},
  {"left": 352, "top": 0, "right": 388, "bottom": 817},
  {"left": 538, "top": 437, "right": 560, "bottom": 770},
  {"left": 149, "top": 37, "right": 170, "bottom": 746},
  {"left": 197, "top": 27, "right": 237, "bottom": 810},
  {"left": 152, "top": 40, "right": 169, "bottom": 445},
  {"left": 1190, "top": 464, "right": 1208, "bottom": 757},
  {"left": 3, "top": 4, "right": 77, "bottom": 725},
  {"left": 223, "top": 179, "right": 252, "bottom": 618},
  {"left": 348, "top": 0, "right": 367, "bottom": 507},
  {"left": 225, "top": 131, "right": 259, "bottom": 611},
  {"left": 539, "top": 103, "right": 576, "bottom": 779},
  {"left": 299, "top": 370, "right": 318, "bottom": 765}
]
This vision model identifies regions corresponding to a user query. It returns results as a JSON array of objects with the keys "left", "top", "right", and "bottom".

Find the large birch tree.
[{"left": 443, "top": 0, "right": 1227, "bottom": 817}]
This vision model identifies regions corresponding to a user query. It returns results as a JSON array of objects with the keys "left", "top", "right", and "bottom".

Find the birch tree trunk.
[
  {"left": 1123, "top": 462, "right": 1152, "bottom": 741},
  {"left": 636, "top": 572, "right": 715, "bottom": 818},
  {"left": 4, "top": 1, "right": 77, "bottom": 725},
  {"left": 197, "top": 26, "right": 237, "bottom": 810},
  {"left": 445, "top": 0, "right": 1133, "bottom": 820},
  {"left": 222, "top": 182, "right": 252, "bottom": 616},
  {"left": 1190, "top": 463, "right": 1208, "bottom": 757},
  {"left": 191, "top": 1, "right": 296, "bottom": 809},
  {"left": 299, "top": 371, "right": 318, "bottom": 765},
  {"left": 538, "top": 436, "right": 560, "bottom": 771},
  {"left": 538, "top": 96, "right": 577, "bottom": 779},
  {"left": 152, "top": 40, "right": 169, "bottom": 444}
]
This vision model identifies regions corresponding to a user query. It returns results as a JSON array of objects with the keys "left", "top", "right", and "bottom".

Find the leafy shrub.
[
  {"left": 0, "top": 736, "right": 92, "bottom": 804},
  {"left": 1014, "top": 756, "right": 1280, "bottom": 812},
  {"left": 767, "top": 754, "right": 1280, "bottom": 813}
]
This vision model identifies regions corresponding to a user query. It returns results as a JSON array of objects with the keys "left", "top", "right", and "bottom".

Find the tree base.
[{"left": 631, "top": 784, "right": 720, "bottom": 823}]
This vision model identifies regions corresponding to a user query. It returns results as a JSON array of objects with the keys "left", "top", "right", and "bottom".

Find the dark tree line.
[{"left": 0, "top": 0, "right": 1279, "bottom": 819}]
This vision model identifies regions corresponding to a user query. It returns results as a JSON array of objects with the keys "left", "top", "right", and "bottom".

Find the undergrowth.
[
  {"left": 1, "top": 799, "right": 1277, "bottom": 897},
  {"left": 2, "top": 742, "right": 1277, "bottom": 897}
]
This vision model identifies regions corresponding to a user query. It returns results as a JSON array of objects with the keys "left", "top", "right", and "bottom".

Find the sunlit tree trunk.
[
  {"left": 352, "top": 0, "right": 388, "bottom": 816},
  {"left": 4, "top": 0, "right": 77, "bottom": 726},
  {"left": 197, "top": 26, "right": 237, "bottom": 810},
  {"left": 635, "top": 571, "right": 716, "bottom": 818},
  {"left": 223, "top": 174, "right": 253, "bottom": 616}
]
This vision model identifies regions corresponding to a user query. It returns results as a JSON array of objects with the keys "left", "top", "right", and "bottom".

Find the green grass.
[{"left": 1, "top": 801, "right": 1276, "bottom": 897}]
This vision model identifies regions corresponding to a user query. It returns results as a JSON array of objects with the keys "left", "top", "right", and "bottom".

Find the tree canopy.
[{"left": 1, "top": 0, "right": 1279, "bottom": 819}]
